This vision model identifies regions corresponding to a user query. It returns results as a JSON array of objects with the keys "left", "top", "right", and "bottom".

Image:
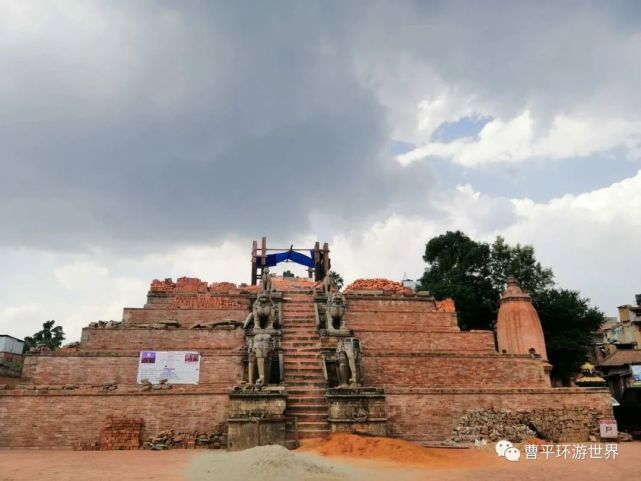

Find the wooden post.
[
  {"left": 323, "top": 242, "right": 330, "bottom": 274},
  {"left": 251, "top": 240, "right": 258, "bottom": 285},
  {"left": 313, "top": 242, "right": 320, "bottom": 281},
  {"left": 261, "top": 236, "right": 267, "bottom": 268}
]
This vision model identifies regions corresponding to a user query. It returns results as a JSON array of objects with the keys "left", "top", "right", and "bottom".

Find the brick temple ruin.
[{"left": 0, "top": 240, "right": 614, "bottom": 449}]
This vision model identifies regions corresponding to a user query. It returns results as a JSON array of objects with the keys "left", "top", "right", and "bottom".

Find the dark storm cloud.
[
  {"left": 0, "top": 1, "right": 436, "bottom": 251},
  {"left": 1, "top": 1, "right": 639, "bottom": 251}
]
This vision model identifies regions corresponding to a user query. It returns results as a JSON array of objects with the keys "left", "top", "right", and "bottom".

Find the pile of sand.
[
  {"left": 186, "top": 445, "right": 348, "bottom": 481},
  {"left": 300, "top": 433, "right": 495, "bottom": 469}
]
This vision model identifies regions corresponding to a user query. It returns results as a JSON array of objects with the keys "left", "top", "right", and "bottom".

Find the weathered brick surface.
[
  {"left": 384, "top": 388, "right": 613, "bottom": 442},
  {"left": 0, "top": 390, "right": 230, "bottom": 448},
  {"left": 122, "top": 308, "right": 248, "bottom": 328},
  {"left": 356, "top": 331, "right": 495, "bottom": 352},
  {"left": 100, "top": 416, "right": 143, "bottom": 450},
  {"left": 361, "top": 353, "right": 550, "bottom": 388},
  {"left": 345, "top": 298, "right": 459, "bottom": 332},
  {"left": 80, "top": 328, "right": 244, "bottom": 351},
  {"left": 21, "top": 353, "right": 241, "bottom": 385},
  {"left": 0, "top": 283, "right": 614, "bottom": 447}
]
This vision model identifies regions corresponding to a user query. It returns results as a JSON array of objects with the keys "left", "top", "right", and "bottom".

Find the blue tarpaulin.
[{"left": 264, "top": 250, "right": 315, "bottom": 268}]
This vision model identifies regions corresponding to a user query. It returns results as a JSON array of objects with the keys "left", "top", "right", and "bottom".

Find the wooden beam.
[{"left": 251, "top": 240, "right": 258, "bottom": 285}]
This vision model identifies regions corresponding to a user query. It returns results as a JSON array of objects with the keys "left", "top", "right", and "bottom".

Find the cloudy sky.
[{"left": 1, "top": 1, "right": 640, "bottom": 342}]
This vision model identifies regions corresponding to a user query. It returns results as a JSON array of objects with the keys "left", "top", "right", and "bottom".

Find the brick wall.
[
  {"left": 0, "top": 390, "right": 230, "bottom": 448},
  {"left": 361, "top": 353, "right": 550, "bottom": 388},
  {"left": 356, "top": 331, "right": 495, "bottom": 353},
  {"left": 122, "top": 308, "right": 248, "bottom": 328},
  {"left": 22, "top": 352, "right": 242, "bottom": 386},
  {"left": 0, "top": 352, "right": 24, "bottom": 363},
  {"left": 345, "top": 298, "right": 459, "bottom": 332},
  {"left": 80, "top": 328, "right": 244, "bottom": 351},
  {"left": 384, "top": 388, "right": 613, "bottom": 442}
]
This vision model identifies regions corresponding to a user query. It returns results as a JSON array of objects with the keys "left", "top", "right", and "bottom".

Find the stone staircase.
[{"left": 281, "top": 291, "right": 330, "bottom": 440}]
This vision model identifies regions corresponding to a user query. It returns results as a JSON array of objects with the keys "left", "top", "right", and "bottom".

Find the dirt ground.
[{"left": 2, "top": 441, "right": 640, "bottom": 481}]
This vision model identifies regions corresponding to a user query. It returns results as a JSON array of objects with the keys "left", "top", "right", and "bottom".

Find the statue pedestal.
[
  {"left": 227, "top": 387, "right": 288, "bottom": 451},
  {"left": 326, "top": 387, "right": 387, "bottom": 436},
  {"left": 319, "top": 328, "right": 353, "bottom": 337}
]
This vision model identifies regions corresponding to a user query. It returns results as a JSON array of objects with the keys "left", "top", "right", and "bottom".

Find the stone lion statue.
[
  {"left": 326, "top": 292, "right": 347, "bottom": 331},
  {"left": 243, "top": 291, "right": 278, "bottom": 330}
]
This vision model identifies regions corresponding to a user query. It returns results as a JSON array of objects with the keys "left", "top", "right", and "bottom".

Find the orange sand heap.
[
  {"left": 344, "top": 278, "right": 413, "bottom": 295},
  {"left": 299, "top": 433, "right": 494, "bottom": 469}
]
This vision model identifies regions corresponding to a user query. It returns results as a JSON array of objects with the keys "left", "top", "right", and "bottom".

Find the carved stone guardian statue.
[
  {"left": 323, "top": 270, "right": 335, "bottom": 300},
  {"left": 327, "top": 292, "right": 347, "bottom": 332},
  {"left": 247, "top": 333, "right": 273, "bottom": 387},
  {"left": 336, "top": 337, "right": 361, "bottom": 387},
  {"left": 243, "top": 291, "right": 279, "bottom": 330},
  {"left": 261, "top": 267, "right": 272, "bottom": 295}
]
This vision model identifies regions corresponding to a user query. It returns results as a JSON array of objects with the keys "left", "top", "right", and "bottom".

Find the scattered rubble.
[
  {"left": 191, "top": 320, "right": 243, "bottom": 330},
  {"left": 449, "top": 410, "right": 537, "bottom": 443},
  {"left": 88, "top": 320, "right": 122, "bottom": 329},
  {"left": 142, "top": 426, "right": 227, "bottom": 450},
  {"left": 100, "top": 382, "right": 118, "bottom": 392},
  {"left": 448, "top": 408, "right": 603, "bottom": 444}
]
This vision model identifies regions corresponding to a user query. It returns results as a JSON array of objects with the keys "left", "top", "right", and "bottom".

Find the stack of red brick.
[
  {"left": 100, "top": 416, "right": 143, "bottom": 450},
  {"left": 344, "top": 278, "right": 414, "bottom": 295}
]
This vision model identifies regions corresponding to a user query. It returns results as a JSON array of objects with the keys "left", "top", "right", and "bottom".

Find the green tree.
[
  {"left": 419, "top": 231, "right": 497, "bottom": 330},
  {"left": 488, "top": 236, "right": 554, "bottom": 296},
  {"left": 534, "top": 289, "right": 604, "bottom": 384},
  {"left": 419, "top": 231, "right": 604, "bottom": 380},
  {"left": 331, "top": 271, "right": 344, "bottom": 290},
  {"left": 23, "top": 320, "right": 65, "bottom": 353}
]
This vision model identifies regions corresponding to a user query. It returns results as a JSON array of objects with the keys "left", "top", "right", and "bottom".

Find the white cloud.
[
  {"left": 397, "top": 110, "right": 641, "bottom": 167},
  {"left": 2, "top": 170, "right": 639, "bottom": 342}
]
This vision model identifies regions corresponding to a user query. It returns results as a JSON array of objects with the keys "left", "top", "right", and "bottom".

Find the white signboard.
[
  {"left": 137, "top": 351, "right": 201, "bottom": 385},
  {"left": 599, "top": 419, "right": 618, "bottom": 439}
]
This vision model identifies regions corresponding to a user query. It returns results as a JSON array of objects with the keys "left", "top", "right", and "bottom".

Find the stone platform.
[{"left": 0, "top": 276, "right": 614, "bottom": 448}]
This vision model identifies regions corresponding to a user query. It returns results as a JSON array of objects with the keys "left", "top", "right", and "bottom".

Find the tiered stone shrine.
[{"left": 0, "top": 269, "right": 613, "bottom": 449}]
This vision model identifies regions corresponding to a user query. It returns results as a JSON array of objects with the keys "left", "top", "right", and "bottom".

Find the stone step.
[
  {"left": 296, "top": 421, "right": 330, "bottom": 431},
  {"left": 297, "top": 431, "right": 330, "bottom": 440},
  {"left": 285, "top": 401, "right": 328, "bottom": 408},
  {"left": 284, "top": 372, "right": 324, "bottom": 379},
  {"left": 281, "top": 344, "right": 321, "bottom": 350},
  {"left": 285, "top": 381, "right": 327, "bottom": 388},
  {"left": 286, "top": 405, "right": 327, "bottom": 413},
  {"left": 285, "top": 381, "right": 325, "bottom": 392},
  {"left": 288, "top": 398, "right": 327, "bottom": 405},
  {"left": 285, "top": 411, "right": 328, "bottom": 420},
  {"left": 283, "top": 355, "right": 321, "bottom": 361},
  {"left": 281, "top": 347, "right": 320, "bottom": 351},
  {"left": 284, "top": 370, "right": 322, "bottom": 376},
  {"left": 283, "top": 366, "right": 323, "bottom": 372}
]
